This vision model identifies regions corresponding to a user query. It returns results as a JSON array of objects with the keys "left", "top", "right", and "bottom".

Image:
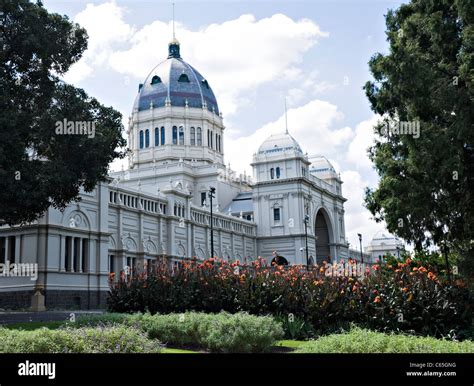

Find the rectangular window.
[
  {"left": 172, "top": 126, "right": 177, "bottom": 144},
  {"left": 73, "top": 237, "right": 80, "bottom": 272},
  {"left": 109, "top": 255, "right": 115, "bottom": 274},
  {"left": 197, "top": 128, "right": 202, "bottom": 145},
  {"left": 81, "top": 239, "right": 88, "bottom": 272},
  {"left": 201, "top": 192, "right": 206, "bottom": 206},
  {"left": 273, "top": 208, "right": 281, "bottom": 222},
  {"left": 145, "top": 129, "right": 150, "bottom": 148},
  {"left": 0, "top": 237, "right": 5, "bottom": 264},
  {"left": 179, "top": 126, "right": 184, "bottom": 145},
  {"left": 8, "top": 236, "right": 15, "bottom": 264},
  {"left": 161, "top": 127, "right": 165, "bottom": 145},
  {"left": 190, "top": 127, "right": 195, "bottom": 145},
  {"left": 65, "top": 236, "right": 71, "bottom": 271}
]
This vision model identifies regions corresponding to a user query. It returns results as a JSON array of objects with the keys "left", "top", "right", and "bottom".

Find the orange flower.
[
  {"left": 402, "top": 287, "right": 408, "bottom": 293},
  {"left": 427, "top": 272, "right": 437, "bottom": 281},
  {"left": 412, "top": 267, "right": 418, "bottom": 272},
  {"left": 405, "top": 258, "right": 411, "bottom": 264},
  {"left": 419, "top": 267, "right": 427, "bottom": 273},
  {"left": 352, "top": 285, "right": 358, "bottom": 292},
  {"left": 374, "top": 296, "right": 381, "bottom": 303}
]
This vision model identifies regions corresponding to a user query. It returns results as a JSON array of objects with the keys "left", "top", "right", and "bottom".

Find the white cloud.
[
  {"left": 63, "top": 1, "right": 134, "bottom": 83},
  {"left": 225, "top": 99, "right": 351, "bottom": 175},
  {"left": 341, "top": 169, "right": 385, "bottom": 249},
  {"left": 285, "top": 69, "right": 336, "bottom": 106},
  {"left": 346, "top": 115, "right": 380, "bottom": 171},
  {"left": 63, "top": 2, "right": 328, "bottom": 116},
  {"left": 63, "top": 60, "right": 94, "bottom": 85}
]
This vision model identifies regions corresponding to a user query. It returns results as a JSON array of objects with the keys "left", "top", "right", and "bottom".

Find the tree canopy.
[
  {"left": 0, "top": 0, "right": 127, "bottom": 225},
  {"left": 364, "top": 0, "right": 473, "bottom": 256}
]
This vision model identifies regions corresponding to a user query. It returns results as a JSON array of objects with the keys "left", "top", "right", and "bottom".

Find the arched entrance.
[{"left": 314, "top": 209, "right": 332, "bottom": 264}]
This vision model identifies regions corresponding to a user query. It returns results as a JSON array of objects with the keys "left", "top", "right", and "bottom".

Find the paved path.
[{"left": 0, "top": 310, "right": 105, "bottom": 325}]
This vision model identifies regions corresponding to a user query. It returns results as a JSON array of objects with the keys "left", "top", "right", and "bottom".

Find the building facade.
[
  {"left": 365, "top": 231, "right": 405, "bottom": 262},
  {"left": 0, "top": 39, "right": 349, "bottom": 310}
]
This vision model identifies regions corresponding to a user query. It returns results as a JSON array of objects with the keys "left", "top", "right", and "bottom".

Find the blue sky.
[{"left": 43, "top": 0, "right": 405, "bottom": 249}]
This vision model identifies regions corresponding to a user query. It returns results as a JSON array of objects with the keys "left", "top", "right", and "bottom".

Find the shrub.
[
  {"left": 108, "top": 257, "right": 473, "bottom": 339},
  {"left": 66, "top": 313, "right": 132, "bottom": 328},
  {"left": 274, "top": 314, "right": 315, "bottom": 340},
  {"left": 69, "top": 311, "right": 283, "bottom": 353},
  {"left": 83, "top": 311, "right": 284, "bottom": 353},
  {"left": 294, "top": 327, "right": 474, "bottom": 353},
  {"left": 0, "top": 325, "right": 161, "bottom": 353}
]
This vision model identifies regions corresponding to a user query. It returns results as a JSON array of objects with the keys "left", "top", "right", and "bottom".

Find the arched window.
[
  {"left": 155, "top": 127, "right": 159, "bottom": 146},
  {"left": 201, "top": 79, "right": 209, "bottom": 89},
  {"left": 161, "top": 127, "right": 165, "bottom": 145},
  {"left": 190, "top": 127, "right": 196, "bottom": 146},
  {"left": 145, "top": 129, "right": 150, "bottom": 148},
  {"left": 151, "top": 75, "right": 161, "bottom": 85},
  {"left": 270, "top": 168, "right": 274, "bottom": 179},
  {"left": 172, "top": 126, "right": 177, "bottom": 144},
  {"left": 178, "top": 73, "right": 190, "bottom": 83},
  {"left": 197, "top": 127, "right": 202, "bottom": 145},
  {"left": 276, "top": 167, "right": 281, "bottom": 179},
  {"left": 179, "top": 126, "right": 184, "bottom": 145},
  {"left": 139, "top": 130, "right": 144, "bottom": 149}
]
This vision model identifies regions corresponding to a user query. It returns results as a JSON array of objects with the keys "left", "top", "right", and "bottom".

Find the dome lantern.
[{"left": 168, "top": 38, "right": 181, "bottom": 59}]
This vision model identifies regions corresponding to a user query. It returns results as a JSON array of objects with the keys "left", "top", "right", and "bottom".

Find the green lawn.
[
  {"left": 275, "top": 340, "right": 306, "bottom": 349},
  {"left": 161, "top": 347, "right": 199, "bottom": 354}
]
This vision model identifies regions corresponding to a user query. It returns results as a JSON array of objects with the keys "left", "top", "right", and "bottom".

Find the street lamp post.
[
  {"left": 357, "top": 233, "right": 363, "bottom": 263},
  {"left": 304, "top": 214, "right": 309, "bottom": 270},
  {"left": 209, "top": 187, "right": 216, "bottom": 258}
]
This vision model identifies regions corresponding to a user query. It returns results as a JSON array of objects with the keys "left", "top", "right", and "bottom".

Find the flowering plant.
[{"left": 108, "top": 256, "right": 472, "bottom": 339}]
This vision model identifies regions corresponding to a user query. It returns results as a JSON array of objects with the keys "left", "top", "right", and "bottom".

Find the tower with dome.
[{"left": 0, "top": 37, "right": 349, "bottom": 310}]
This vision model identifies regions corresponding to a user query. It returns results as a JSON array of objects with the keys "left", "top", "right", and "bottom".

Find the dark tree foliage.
[
  {"left": 364, "top": 0, "right": 474, "bottom": 259},
  {"left": 0, "top": 0, "right": 127, "bottom": 225}
]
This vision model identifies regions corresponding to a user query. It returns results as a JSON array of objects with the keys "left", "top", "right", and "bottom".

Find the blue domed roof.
[{"left": 135, "top": 41, "right": 219, "bottom": 114}]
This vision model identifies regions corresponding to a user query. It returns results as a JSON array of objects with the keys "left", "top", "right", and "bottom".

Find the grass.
[
  {"left": 294, "top": 327, "right": 474, "bottom": 353},
  {"left": 161, "top": 347, "right": 199, "bottom": 353},
  {"left": 275, "top": 340, "right": 306, "bottom": 349}
]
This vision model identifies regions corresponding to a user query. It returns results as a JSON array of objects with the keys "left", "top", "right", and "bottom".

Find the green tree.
[
  {"left": 364, "top": 0, "right": 474, "bottom": 261},
  {"left": 0, "top": 0, "right": 127, "bottom": 225}
]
